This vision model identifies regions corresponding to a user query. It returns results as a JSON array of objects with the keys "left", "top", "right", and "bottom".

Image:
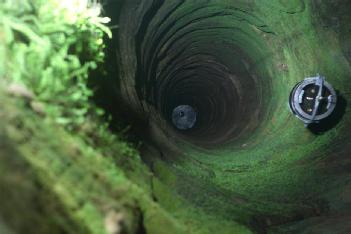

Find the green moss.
[
  {"left": 0, "top": 0, "right": 191, "bottom": 233},
  {"left": 0, "top": 87, "right": 193, "bottom": 233},
  {"left": 119, "top": 0, "right": 351, "bottom": 232},
  {"left": 1, "top": 0, "right": 351, "bottom": 233}
]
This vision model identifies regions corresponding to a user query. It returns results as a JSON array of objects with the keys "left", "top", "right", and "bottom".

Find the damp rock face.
[{"left": 111, "top": 0, "right": 351, "bottom": 233}]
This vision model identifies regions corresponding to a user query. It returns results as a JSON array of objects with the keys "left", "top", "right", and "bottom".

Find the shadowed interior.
[
  {"left": 109, "top": 0, "right": 351, "bottom": 233},
  {"left": 119, "top": 0, "right": 272, "bottom": 148}
]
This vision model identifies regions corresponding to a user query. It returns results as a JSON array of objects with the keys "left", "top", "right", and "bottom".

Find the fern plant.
[{"left": 0, "top": 0, "right": 112, "bottom": 129}]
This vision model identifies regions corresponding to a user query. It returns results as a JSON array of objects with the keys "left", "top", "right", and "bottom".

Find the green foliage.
[
  {"left": 0, "top": 0, "right": 111, "bottom": 130},
  {"left": 0, "top": 2, "right": 186, "bottom": 233}
]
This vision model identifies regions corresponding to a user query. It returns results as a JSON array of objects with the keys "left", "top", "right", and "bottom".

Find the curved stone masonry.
[
  {"left": 114, "top": 0, "right": 351, "bottom": 232},
  {"left": 118, "top": 0, "right": 273, "bottom": 148}
]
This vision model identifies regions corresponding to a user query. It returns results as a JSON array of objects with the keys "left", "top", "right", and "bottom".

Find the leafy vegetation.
[
  {"left": 0, "top": 0, "right": 111, "bottom": 129},
  {"left": 0, "top": 0, "right": 140, "bottom": 157},
  {"left": 0, "top": 1, "right": 188, "bottom": 233}
]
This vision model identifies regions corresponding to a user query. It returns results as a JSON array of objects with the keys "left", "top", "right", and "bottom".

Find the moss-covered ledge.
[{"left": 0, "top": 88, "right": 187, "bottom": 234}]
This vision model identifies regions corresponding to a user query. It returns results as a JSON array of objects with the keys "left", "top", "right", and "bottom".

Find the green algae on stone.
[
  {"left": 1, "top": 0, "right": 351, "bottom": 233},
  {"left": 115, "top": 0, "right": 351, "bottom": 232},
  {"left": 0, "top": 87, "right": 191, "bottom": 234}
]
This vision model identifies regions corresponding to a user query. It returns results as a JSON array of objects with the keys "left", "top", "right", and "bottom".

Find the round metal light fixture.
[
  {"left": 289, "top": 74, "right": 337, "bottom": 126},
  {"left": 172, "top": 105, "right": 197, "bottom": 130}
]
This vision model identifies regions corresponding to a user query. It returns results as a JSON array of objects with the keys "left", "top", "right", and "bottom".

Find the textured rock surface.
[
  {"left": 0, "top": 89, "right": 187, "bottom": 234},
  {"left": 1, "top": 0, "right": 351, "bottom": 233},
  {"left": 111, "top": 0, "right": 351, "bottom": 233}
]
